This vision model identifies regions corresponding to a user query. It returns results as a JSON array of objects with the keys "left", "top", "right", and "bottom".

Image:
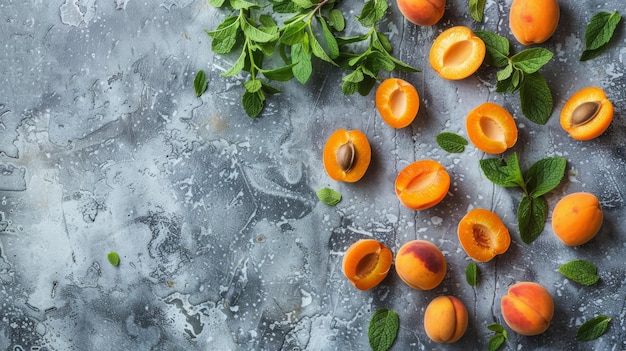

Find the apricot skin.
[
  {"left": 424, "top": 296, "right": 468, "bottom": 343},
  {"left": 395, "top": 240, "right": 447, "bottom": 290},
  {"left": 501, "top": 282, "right": 554, "bottom": 336},
  {"left": 466, "top": 102, "right": 518, "bottom": 154},
  {"left": 560, "top": 87, "right": 614, "bottom": 141},
  {"left": 397, "top": 0, "right": 446, "bottom": 27},
  {"left": 342, "top": 239, "right": 393, "bottom": 290},
  {"left": 395, "top": 160, "right": 450, "bottom": 210},
  {"left": 551, "top": 192, "right": 603, "bottom": 246},
  {"left": 509, "top": 0, "right": 560, "bottom": 45},
  {"left": 322, "top": 129, "right": 371, "bottom": 183}
]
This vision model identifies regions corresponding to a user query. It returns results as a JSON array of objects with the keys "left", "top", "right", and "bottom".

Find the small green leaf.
[
  {"left": 436, "top": 132, "right": 468, "bottom": 153},
  {"left": 244, "top": 79, "right": 262, "bottom": 93},
  {"left": 517, "top": 195, "right": 548, "bottom": 244},
  {"left": 319, "top": 16, "right": 339, "bottom": 59},
  {"left": 194, "top": 70, "right": 207, "bottom": 97},
  {"left": 465, "top": 262, "right": 479, "bottom": 286},
  {"left": 368, "top": 308, "right": 399, "bottom": 351},
  {"left": 479, "top": 153, "right": 525, "bottom": 188},
  {"left": 229, "top": 0, "right": 258, "bottom": 10},
  {"left": 576, "top": 315, "right": 611, "bottom": 341},
  {"left": 208, "top": 0, "right": 226, "bottom": 7},
  {"left": 291, "top": 0, "right": 314, "bottom": 8},
  {"left": 242, "top": 89, "right": 265, "bottom": 118},
  {"left": 524, "top": 157, "right": 567, "bottom": 198},
  {"left": 511, "top": 48, "right": 553, "bottom": 74},
  {"left": 358, "top": 0, "right": 388, "bottom": 27},
  {"left": 221, "top": 49, "right": 247, "bottom": 77},
  {"left": 310, "top": 32, "right": 336, "bottom": 65},
  {"left": 487, "top": 324, "right": 505, "bottom": 333},
  {"left": 328, "top": 9, "right": 346, "bottom": 31},
  {"left": 519, "top": 72, "right": 553, "bottom": 125},
  {"left": 107, "top": 251, "right": 120, "bottom": 266},
  {"left": 474, "top": 31, "right": 510, "bottom": 67},
  {"left": 280, "top": 21, "right": 307, "bottom": 45},
  {"left": 488, "top": 334, "right": 506, "bottom": 351},
  {"left": 558, "top": 260, "right": 600, "bottom": 286},
  {"left": 316, "top": 187, "right": 342, "bottom": 206},
  {"left": 292, "top": 41, "right": 313, "bottom": 84},
  {"left": 581, "top": 11, "right": 622, "bottom": 61},
  {"left": 242, "top": 17, "right": 279, "bottom": 43},
  {"left": 469, "top": 0, "right": 486, "bottom": 22},
  {"left": 496, "top": 63, "right": 513, "bottom": 81}
]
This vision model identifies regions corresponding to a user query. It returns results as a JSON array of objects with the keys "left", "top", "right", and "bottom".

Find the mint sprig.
[
  {"left": 487, "top": 323, "right": 508, "bottom": 351},
  {"left": 368, "top": 308, "right": 399, "bottom": 351},
  {"left": 581, "top": 10, "right": 622, "bottom": 61},
  {"left": 558, "top": 260, "right": 600, "bottom": 286},
  {"left": 576, "top": 315, "right": 611, "bottom": 341}
]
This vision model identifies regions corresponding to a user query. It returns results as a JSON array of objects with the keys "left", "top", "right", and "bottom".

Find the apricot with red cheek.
[
  {"left": 501, "top": 282, "right": 554, "bottom": 336},
  {"left": 395, "top": 240, "right": 447, "bottom": 290},
  {"left": 397, "top": 0, "right": 446, "bottom": 27}
]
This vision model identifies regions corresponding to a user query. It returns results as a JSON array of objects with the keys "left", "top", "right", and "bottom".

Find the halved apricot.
[
  {"left": 429, "top": 26, "right": 486, "bottom": 80},
  {"left": 323, "top": 129, "right": 371, "bottom": 182},
  {"left": 560, "top": 87, "right": 614, "bottom": 141},
  {"left": 466, "top": 102, "right": 518, "bottom": 154},
  {"left": 375, "top": 78, "right": 420, "bottom": 128},
  {"left": 395, "top": 160, "right": 450, "bottom": 210},
  {"left": 342, "top": 239, "right": 393, "bottom": 290},
  {"left": 457, "top": 208, "right": 511, "bottom": 262},
  {"left": 551, "top": 192, "right": 603, "bottom": 246},
  {"left": 509, "top": 0, "right": 559, "bottom": 46}
]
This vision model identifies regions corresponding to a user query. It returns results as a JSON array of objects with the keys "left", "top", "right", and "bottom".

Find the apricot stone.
[
  {"left": 322, "top": 129, "right": 371, "bottom": 182},
  {"left": 342, "top": 239, "right": 393, "bottom": 290},
  {"left": 397, "top": 0, "right": 446, "bottom": 27},
  {"left": 501, "top": 282, "right": 554, "bottom": 336},
  {"left": 395, "top": 240, "right": 446, "bottom": 290},
  {"left": 551, "top": 192, "right": 603, "bottom": 246},
  {"left": 560, "top": 87, "right": 614, "bottom": 141},
  {"left": 509, "top": 0, "right": 560, "bottom": 45},
  {"left": 424, "top": 296, "right": 468, "bottom": 343}
]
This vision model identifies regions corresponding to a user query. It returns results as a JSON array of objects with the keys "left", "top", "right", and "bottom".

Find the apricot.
[
  {"left": 501, "top": 282, "right": 554, "bottom": 336},
  {"left": 560, "top": 87, "right": 614, "bottom": 141},
  {"left": 424, "top": 296, "right": 468, "bottom": 343},
  {"left": 551, "top": 192, "right": 603, "bottom": 246},
  {"left": 465, "top": 102, "right": 518, "bottom": 154},
  {"left": 395, "top": 160, "right": 450, "bottom": 210},
  {"left": 509, "top": 0, "right": 560, "bottom": 46},
  {"left": 429, "top": 26, "right": 486, "bottom": 80},
  {"left": 395, "top": 240, "right": 447, "bottom": 290},
  {"left": 375, "top": 78, "right": 420, "bottom": 129},
  {"left": 397, "top": 0, "right": 446, "bottom": 27},
  {"left": 457, "top": 208, "right": 511, "bottom": 262},
  {"left": 342, "top": 239, "right": 393, "bottom": 290},
  {"left": 322, "top": 129, "right": 371, "bottom": 182}
]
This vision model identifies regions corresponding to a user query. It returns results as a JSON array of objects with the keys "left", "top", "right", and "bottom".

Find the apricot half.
[
  {"left": 501, "top": 282, "right": 554, "bottom": 336},
  {"left": 395, "top": 240, "right": 447, "bottom": 290},
  {"left": 509, "top": 0, "right": 560, "bottom": 45},
  {"left": 424, "top": 296, "right": 468, "bottom": 343},
  {"left": 397, "top": 0, "right": 446, "bottom": 27},
  {"left": 560, "top": 87, "right": 614, "bottom": 141},
  {"left": 466, "top": 102, "right": 518, "bottom": 154},
  {"left": 551, "top": 192, "right": 603, "bottom": 246},
  {"left": 457, "top": 208, "right": 511, "bottom": 262},
  {"left": 395, "top": 160, "right": 450, "bottom": 210},
  {"left": 429, "top": 26, "right": 486, "bottom": 80},
  {"left": 342, "top": 239, "right": 393, "bottom": 290},
  {"left": 375, "top": 78, "right": 420, "bottom": 128},
  {"left": 323, "top": 129, "right": 371, "bottom": 182}
]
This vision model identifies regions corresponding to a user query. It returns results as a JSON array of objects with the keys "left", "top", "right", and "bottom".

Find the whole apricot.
[
  {"left": 397, "top": 0, "right": 446, "bottom": 27},
  {"left": 551, "top": 192, "right": 603, "bottom": 246},
  {"left": 342, "top": 239, "right": 393, "bottom": 290},
  {"left": 560, "top": 87, "right": 614, "bottom": 141},
  {"left": 429, "top": 26, "right": 486, "bottom": 80},
  {"left": 322, "top": 129, "right": 371, "bottom": 182},
  {"left": 465, "top": 102, "right": 518, "bottom": 154},
  {"left": 424, "top": 296, "right": 468, "bottom": 343},
  {"left": 457, "top": 208, "right": 511, "bottom": 262},
  {"left": 395, "top": 240, "right": 446, "bottom": 290},
  {"left": 501, "top": 282, "right": 554, "bottom": 336},
  {"left": 509, "top": 0, "right": 560, "bottom": 45},
  {"left": 395, "top": 159, "right": 450, "bottom": 210}
]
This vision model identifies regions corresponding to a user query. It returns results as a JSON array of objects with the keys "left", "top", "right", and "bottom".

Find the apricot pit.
[
  {"left": 395, "top": 240, "right": 447, "bottom": 290},
  {"left": 560, "top": 87, "right": 614, "bottom": 140},
  {"left": 395, "top": 159, "right": 450, "bottom": 210},
  {"left": 323, "top": 129, "right": 371, "bottom": 182},
  {"left": 465, "top": 102, "right": 518, "bottom": 154},
  {"left": 342, "top": 239, "right": 393, "bottom": 290},
  {"left": 429, "top": 26, "right": 486, "bottom": 80},
  {"left": 551, "top": 192, "right": 603, "bottom": 246},
  {"left": 457, "top": 208, "right": 511, "bottom": 262},
  {"left": 375, "top": 78, "right": 420, "bottom": 128}
]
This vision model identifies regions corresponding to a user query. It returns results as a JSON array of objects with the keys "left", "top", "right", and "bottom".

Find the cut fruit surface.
[
  {"left": 322, "top": 129, "right": 371, "bottom": 182},
  {"left": 457, "top": 208, "right": 511, "bottom": 262},
  {"left": 395, "top": 160, "right": 450, "bottom": 210},
  {"left": 342, "top": 239, "right": 393, "bottom": 290},
  {"left": 466, "top": 102, "right": 518, "bottom": 154},
  {"left": 560, "top": 87, "right": 613, "bottom": 141},
  {"left": 429, "top": 26, "right": 486, "bottom": 80},
  {"left": 376, "top": 78, "right": 420, "bottom": 128}
]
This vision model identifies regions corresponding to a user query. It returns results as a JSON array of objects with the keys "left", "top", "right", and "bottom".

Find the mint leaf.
[
  {"left": 242, "top": 89, "right": 265, "bottom": 118},
  {"left": 316, "top": 187, "right": 342, "bottom": 206},
  {"left": 107, "top": 251, "right": 120, "bottom": 266},
  {"left": 558, "top": 260, "right": 600, "bottom": 286},
  {"left": 474, "top": 31, "right": 510, "bottom": 67},
  {"left": 261, "top": 64, "right": 297, "bottom": 82},
  {"left": 469, "top": 0, "right": 486, "bottom": 22},
  {"left": 368, "top": 308, "right": 399, "bottom": 351},
  {"left": 328, "top": 9, "right": 345, "bottom": 31},
  {"left": 576, "top": 315, "right": 611, "bottom": 341},
  {"left": 487, "top": 324, "right": 505, "bottom": 333},
  {"left": 581, "top": 11, "right": 622, "bottom": 61},
  {"left": 518, "top": 195, "right": 548, "bottom": 244},
  {"left": 479, "top": 153, "right": 525, "bottom": 188},
  {"left": 525, "top": 157, "right": 566, "bottom": 197},
  {"left": 319, "top": 16, "right": 339, "bottom": 59},
  {"left": 511, "top": 48, "right": 553, "bottom": 74},
  {"left": 358, "top": 0, "right": 388, "bottom": 27},
  {"left": 496, "top": 63, "right": 513, "bottom": 81},
  {"left": 519, "top": 72, "right": 553, "bottom": 125},
  {"left": 292, "top": 41, "right": 313, "bottom": 84},
  {"left": 488, "top": 334, "right": 506, "bottom": 351},
  {"left": 436, "top": 132, "right": 468, "bottom": 153},
  {"left": 466, "top": 262, "right": 479, "bottom": 286},
  {"left": 194, "top": 70, "right": 207, "bottom": 97}
]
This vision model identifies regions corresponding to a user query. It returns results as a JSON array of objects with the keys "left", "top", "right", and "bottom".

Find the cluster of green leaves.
[
  {"left": 558, "top": 259, "right": 600, "bottom": 286},
  {"left": 480, "top": 153, "right": 566, "bottom": 244},
  {"left": 436, "top": 132, "right": 468, "bottom": 153},
  {"left": 206, "top": 0, "right": 417, "bottom": 117},
  {"left": 474, "top": 31, "right": 554, "bottom": 125},
  {"left": 487, "top": 324, "right": 508, "bottom": 351},
  {"left": 581, "top": 10, "right": 622, "bottom": 61},
  {"left": 368, "top": 308, "right": 399, "bottom": 351}
]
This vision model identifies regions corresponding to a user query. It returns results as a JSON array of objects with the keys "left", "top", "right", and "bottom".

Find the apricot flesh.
[
  {"left": 397, "top": 0, "right": 446, "bottom": 27},
  {"left": 342, "top": 239, "right": 393, "bottom": 290},
  {"left": 457, "top": 208, "right": 511, "bottom": 262},
  {"left": 424, "top": 296, "right": 468, "bottom": 343},
  {"left": 429, "top": 26, "right": 486, "bottom": 80},
  {"left": 322, "top": 129, "right": 371, "bottom": 182},
  {"left": 509, "top": 0, "right": 560, "bottom": 45},
  {"left": 395, "top": 159, "right": 450, "bottom": 210},
  {"left": 395, "top": 240, "right": 447, "bottom": 290},
  {"left": 560, "top": 87, "right": 614, "bottom": 140},
  {"left": 375, "top": 78, "right": 420, "bottom": 129},
  {"left": 466, "top": 102, "right": 518, "bottom": 154},
  {"left": 501, "top": 282, "right": 554, "bottom": 336},
  {"left": 551, "top": 192, "right": 603, "bottom": 246}
]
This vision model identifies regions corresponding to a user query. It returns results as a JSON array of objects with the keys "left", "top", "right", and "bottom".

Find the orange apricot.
[
  {"left": 395, "top": 160, "right": 450, "bottom": 210},
  {"left": 397, "top": 0, "right": 446, "bottom": 27},
  {"left": 424, "top": 296, "right": 468, "bottom": 343},
  {"left": 429, "top": 26, "right": 486, "bottom": 80},
  {"left": 465, "top": 102, "right": 518, "bottom": 154},
  {"left": 375, "top": 78, "right": 420, "bottom": 128},
  {"left": 509, "top": 0, "right": 560, "bottom": 45},
  {"left": 342, "top": 239, "right": 393, "bottom": 290},
  {"left": 457, "top": 208, "right": 511, "bottom": 262},
  {"left": 551, "top": 192, "right": 603, "bottom": 246},
  {"left": 560, "top": 87, "right": 614, "bottom": 141},
  {"left": 322, "top": 129, "right": 371, "bottom": 182},
  {"left": 501, "top": 282, "right": 554, "bottom": 336},
  {"left": 395, "top": 240, "right": 447, "bottom": 290}
]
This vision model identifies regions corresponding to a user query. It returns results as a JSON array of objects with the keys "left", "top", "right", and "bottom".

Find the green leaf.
[
  {"left": 206, "top": 16, "right": 240, "bottom": 54},
  {"left": 376, "top": 31, "right": 393, "bottom": 53},
  {"left": 576, "top": 315, "right": 611, "bottom": 341},
  {"left": 524, "top": 157, "right": 566, "bottom": 198},
  {"left": 292, "top": 41, "right": 312, "bottom": 84},
  {"left": 474, "top": 31, "right": 510, "bottom": 67},
  {"left": 316, "top": 187, "right": 342, "bottom": 206},
  {"left": 436, "top": 132, "right": 468, "bottom": 153},
  {"left": 258, "top": 14, "right": 278, "bottom": 30},
  {"left": 242, "top": 17, "right": 279, "bottom": 43},
  {"left": 358, "top": 0, "right": 388, "bottom": 27},
  {"left": 511, "top": 48, "right": 553, "bottom": 74},
  {"left": 310, "top": 32, "right": 336, "bottom": 65},
  {"left": 107, "top": 251, "right": 120, "bottom": 266},
  {"left": 208, "top": 0, "right": 226, "bottom": 7},
  {"left": 328, "top": 9, "right": 345, "bottom": 31},
  {"left": 221, "top": 49, "right": 247, "bottom": 77},
  {"left": 469, "top": 0, "right": 486, "bottom": 22},
  {"left": 558, "top": 260, "right": 600, "bottom": 286},
  {"left": 280, "top": 21, "right": 307, "bottom": 45},
  {"left": 519, "top": 72, "right": 553, "bottom": 125},
  {"left": 261, "top": 64, "right": 296, "bottom": 81},
  {"left": 495, "top": 72, "right": 519, "bottom": 93},
  {"left": 479, "top": 153, "right": 525, "bottom": 188},
  {"left": 242, "top": 89, "right": 265, "bottom": 118},
  {"left": 194, "top": 70, "right": 207, "bottom": 97},
  {"left": 230, "top": 0, "right": 258, "bottom": 10},
  {"left": 291, "top": 0, "right": 314, "bottom": 9},
  {"left": 261, "top": 81, "right": 281, "bottom": 95},
  {"left": 319, "top": 17, "right": 340, "bottom": 59},
  {"left": 496, "top": 63, "right": 513, "bottom": 81},
  {"left": 487, "top": 324, "right": 505, "bottom": 333},
  {"left": 244, "top": 79, "right": 262, "bottom": 93},
  {"left": 357, "top": 75, "right": 377, "bottom": 96},
  {"left": 581, "top": 11, "right": 622, "bottom": 61},
  {"left": 368, "top": 308, "right": 399, "bottom": 351},
  {"left": 517, "top": 195, "right": 548, "bottom": 244},
  {"left": 488, "top": 334, "right": 506, "bottom": 351},
  {"left": 465, "top": 262, "right": 478, "bottom": 286}
]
